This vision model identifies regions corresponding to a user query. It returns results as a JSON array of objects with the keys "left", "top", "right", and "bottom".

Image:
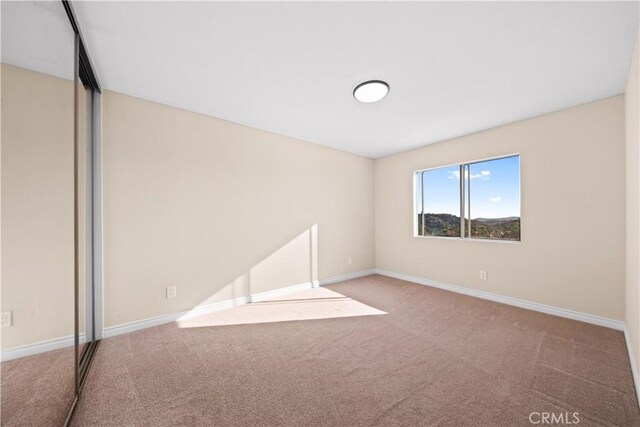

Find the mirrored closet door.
[
  {"left": 75, "top": 24, "right": 102, "bottom": 394},
  {"left": 1, "top": 1, "right": 76, "bottom": 424},
  {"left": 1, "top": 1, "right": 101, "bottom": 425}
]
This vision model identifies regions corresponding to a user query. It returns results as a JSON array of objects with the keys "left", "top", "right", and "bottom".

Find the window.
[
  {"left": 415, "top": 155, "right": 520, "bottom": 241},
  {"left": 415, "top": 165, "right": 461, "bottom": 237}
]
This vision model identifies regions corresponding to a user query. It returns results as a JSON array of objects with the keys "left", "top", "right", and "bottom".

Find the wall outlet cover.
[
  {"left": 166, "top": 286, "right": 177, "bottom": 299},
  {"left": 1, "top": 311, "right": 13, "bottom": 327}
]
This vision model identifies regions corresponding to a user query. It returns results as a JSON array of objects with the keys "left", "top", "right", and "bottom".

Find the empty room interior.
[{"left": 2, "top": 1, "right": 640, "bottom": 426}]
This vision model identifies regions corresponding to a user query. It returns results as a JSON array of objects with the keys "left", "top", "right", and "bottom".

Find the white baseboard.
[
  {"left": 250, "top": 282, "right": 313, "bottom": 303},
  {"left": 374, "top": 269, "right": 625, "bottom": 331},
  {"left": 103, "top": 272, "right": 379, "bottom": 339},
  {"left": 103, "top": 281, "right": 315, "bottom": 339},
  {"left": 624, "top": 326, "right": 640, "bottom": 408},
  {"left": 1, "top": 334, "right": 86, "bottom": 362},
  {"left": 319, "top": 269, "right": 376, "bottom": 286},
  {"left": 102, "top": 296, "right": 249, "bottom": 339}
]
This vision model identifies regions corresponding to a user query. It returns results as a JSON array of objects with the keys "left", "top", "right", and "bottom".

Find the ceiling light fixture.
[{"left": 353, "top": 80, "right": 389, "bottom": 103}]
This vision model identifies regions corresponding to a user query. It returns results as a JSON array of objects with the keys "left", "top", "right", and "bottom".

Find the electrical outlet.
[
  {"left": 166, "top": 286, "right": 177, "bottom": 299},
  {"left": 479, "top": 270, "right": 488, "bottom": 281},
  {"left": 1, "top": 311, "right": 13, "bottom": 327},
  {"left": 347, "top": 257, "right": 352, "bottom": 265}
]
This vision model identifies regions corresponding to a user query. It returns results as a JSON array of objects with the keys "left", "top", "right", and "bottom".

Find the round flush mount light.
[{"left": 353, "top": 80, "right": 389, "bottom": 103}]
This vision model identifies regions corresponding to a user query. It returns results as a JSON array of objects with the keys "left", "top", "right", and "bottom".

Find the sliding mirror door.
[
  {"left": 75, "top": 43, "right": 100, "bottom": 389},
  {"left": 77, "top": 61, "right": 90, "bottom": 374},
  {"left": 1, "top": 1, "right": 77, "bottom": 425}
]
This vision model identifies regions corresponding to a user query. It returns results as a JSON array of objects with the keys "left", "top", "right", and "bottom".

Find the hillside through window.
[{"left": 415, "top": 155, "right": 520, "bottom": 241}]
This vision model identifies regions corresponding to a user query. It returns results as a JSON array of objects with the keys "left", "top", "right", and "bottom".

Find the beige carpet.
[
  {"left": 1, "top": 346, "right": 75, "bottom": 426},
  {"left": 176, "top": 287, "right": 387, "bottom": 328},
  {"left": 28, "top": 275, "right": 640, "bottom": 425}
]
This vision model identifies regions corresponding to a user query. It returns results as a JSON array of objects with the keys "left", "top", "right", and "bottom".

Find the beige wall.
[
  {"left": 1, "top": 63, "right": 631, "bottom": 349},
  {"left": 626, "top": 31, "right": 640, "bottom": 378},
  {"left": 376, "top": 96, "right": 626, "bottom": 320},
  {"left": 1, "top": 64, "right": 75, "bottom": 349},
  {"left": 102, "top": 91, "right": 375, "bottom": 328},
  {"left": 1, "top": 65, "right": 373, "bottom": 347}
]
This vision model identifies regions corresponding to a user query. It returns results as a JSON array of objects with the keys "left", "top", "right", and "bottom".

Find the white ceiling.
[
  {"left": 7, "top": 2, "right": 640, "bottom": 158},
  {"left": 1, "top": 1, "right": 76, "bottom": 81}
]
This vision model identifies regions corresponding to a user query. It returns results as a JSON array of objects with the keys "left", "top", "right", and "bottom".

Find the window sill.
[{"left": 413, "top": 235, "right": 521, "bottom": 244}]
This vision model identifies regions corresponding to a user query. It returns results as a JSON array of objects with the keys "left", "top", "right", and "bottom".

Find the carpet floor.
[
  {"left": 1, "top": 346, "right": 75, "bottom": 426},
  {"left": 18, "top": 274, "right": 640, "bottom": 426}
]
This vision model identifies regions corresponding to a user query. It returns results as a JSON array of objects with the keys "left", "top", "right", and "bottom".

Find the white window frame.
[{"left": 413, "top": 153, "right": 521, "bottom": 243}]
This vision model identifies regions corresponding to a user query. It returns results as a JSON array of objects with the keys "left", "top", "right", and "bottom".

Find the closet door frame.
[{"left": 63, "top": 0, "right": 103, "bottom": 424}]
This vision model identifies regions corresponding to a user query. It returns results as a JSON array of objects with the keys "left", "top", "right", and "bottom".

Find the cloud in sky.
[
  {"left": 448, "top": 170, "right": 491, "bottom": 180},
  {"left": 489, "top": 196, "right": 502, "bottom": 203}
]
